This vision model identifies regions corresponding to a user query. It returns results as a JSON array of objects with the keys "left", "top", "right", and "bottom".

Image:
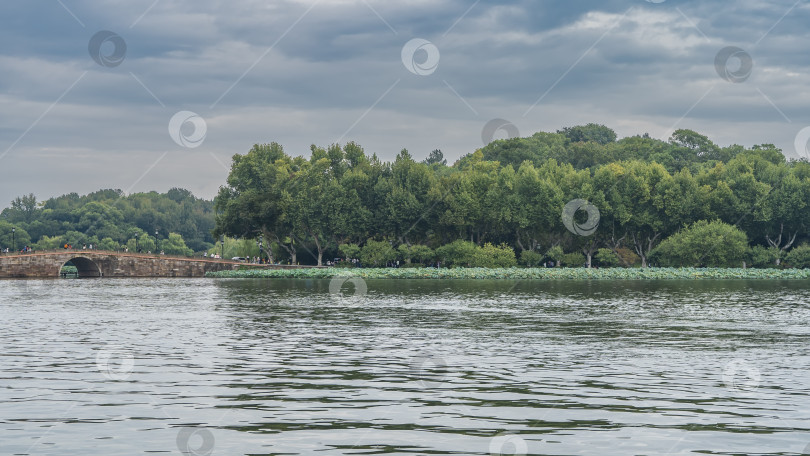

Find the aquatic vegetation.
[{"left": 207, "top": 267, "right": 810, "bottom": 280}]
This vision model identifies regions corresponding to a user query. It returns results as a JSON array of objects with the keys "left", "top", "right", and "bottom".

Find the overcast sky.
[{"left": 1, "top": 0, "right": 809, "bottom": 204}]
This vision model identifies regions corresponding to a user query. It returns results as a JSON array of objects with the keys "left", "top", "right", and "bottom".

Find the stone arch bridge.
[{"left": 0, "top": 251, "right": 267, "bottom": 278}]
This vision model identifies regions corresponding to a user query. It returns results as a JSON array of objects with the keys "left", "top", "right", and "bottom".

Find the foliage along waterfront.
[
  {"left": 4, "top": 124, "right": 810, "bottom": 269},
  {"left": 0, "top": 188, "right": 215, "bottom": 255},
  {"left": 213, "top": 124, "right": 810, "bottom": 269},
  {"left": 206, "top": 266, "right": 810, "bottom": 280}
]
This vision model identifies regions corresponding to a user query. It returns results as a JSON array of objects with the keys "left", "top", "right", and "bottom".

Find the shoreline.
[{"left": 207, "top": 267, "right": 810, "bottom": 280}]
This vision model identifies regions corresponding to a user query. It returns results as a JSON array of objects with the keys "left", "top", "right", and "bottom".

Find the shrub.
[
  {"left": 594, "top": 248, "right": 620, "bottom": 267},
  {"left": 545, "top": 245, "right": 564, "bottom": 265},
  {"left": 409, "top": 244, "right": 434, "bottom": 264},
  {"left": 615, "top": 247, "right": 640, "bottom": 267},
  {"left": 746, "top": 245, "right": 780, "bottom": 268},
  {"left": 471, "top": 243, "right": 517, "bottom": 268},
  {"left": 520, "top": 250, "right": 544, "bottom": 267},
  {"left": 339, "top": 243, "right": 361, "bottom": 260},
  {"left": 435, "top": 240, "right": 516, "bottom": 267},
  {"left": 397, "top": 244, "right": 434, "bottom": 264},
  {"left": 360, "top": 239, "right": 396, "bottom": 266},
  {"left": 785, "top": 244, "right": 810, "bottom": 269},
  {"left": 560, "top": 252, "right": 585, "bottom": 267},
  {"left": 652, "top": 220, "right": 748, "bottom": 267},
  {"left": 435, "top": 240, "right": 478, "bottom": 267}
]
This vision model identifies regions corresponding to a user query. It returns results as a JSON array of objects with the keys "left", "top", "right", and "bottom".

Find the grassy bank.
[{"left": 207, "top": 267, "right": 810, "bottom": 280}]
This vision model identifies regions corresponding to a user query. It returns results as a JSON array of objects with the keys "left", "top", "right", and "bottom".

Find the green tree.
[
  {"left": 423, "top": 149, "right": 447, "bottom": 166},
  {"left": 99, "top": 237, "right": 120, "bottom": 251},
  {"left": 339, "top": 243, "right": 361, "bottom": 260},
  {"left": 558, "top": 124, "right": 617, "bottom": 145},
  {"left": 161, "top": 233, "right": 193, "bottom": 256},
  {"left": 409, "top": 244, "right": 434, "bottom": 265},
  {"left": 471, "top": 243, "right": 517, "bottom": 268},
  {"left": 0, "top": 222, "right": 32, "bottom": 250},
  {"left": 594, "top": 248, "right": 620, "bottom": 267},
  {"left": 651, "top": 220, "right": 748, "bottom": 267},
  {"left": 435, "top": 240, "right": 478, "bottom": 267},
  {"left": 784, "top": 244, "right": 810, "bottom": 268},
  {"left": 360, "top": 239, "right": 396, "bottom": 267},
  {"left": 520, "top": 250, "right": 544, "bottom": 267}
]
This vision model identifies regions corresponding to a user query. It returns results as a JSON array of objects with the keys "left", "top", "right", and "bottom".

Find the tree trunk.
[
  {"left": 766, "top": 223, "right": 797, "bottom": 266},
  {"left": 581, "top": 239, "right": 599, "bottom": 269},
  {"left": 262, "top": 228, "right": 275, "bottom": 264},
  {"left": 273, "top": 233, "right": 297, "bottom": 264},
  {"left": 607, "top": 230, "right": 630, "bottom": 267},
  {"left": 632, "top": 231, "right": 659, "bottom": 268},
  {"left": 311, "top": 233, "right": 326, "bottom": 267}
]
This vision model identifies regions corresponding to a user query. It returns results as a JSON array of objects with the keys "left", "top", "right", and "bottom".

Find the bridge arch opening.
[{"left": 61, "top": 257, "right": 102, "bottom": 278}]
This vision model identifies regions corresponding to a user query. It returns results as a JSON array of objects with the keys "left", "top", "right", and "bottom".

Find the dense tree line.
[
  {"left": 0, "top": 188, "right": 215, "bottom": 255},
  {"left": 213, "top": 125, "right": 810, "bottom": 268}
]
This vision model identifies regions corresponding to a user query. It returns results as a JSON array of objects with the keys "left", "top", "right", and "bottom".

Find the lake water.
[{"left": 1, "top": 278, "right": 810, "bottom": 455}]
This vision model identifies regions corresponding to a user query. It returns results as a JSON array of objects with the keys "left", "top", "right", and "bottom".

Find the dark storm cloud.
[{"left": 1, "top": 0, "right": 809, "bottom": 206}]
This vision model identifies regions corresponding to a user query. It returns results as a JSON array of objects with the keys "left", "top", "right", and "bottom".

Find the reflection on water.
[{"left": 1, "top": 278, "right": 810, "bottom": 455}]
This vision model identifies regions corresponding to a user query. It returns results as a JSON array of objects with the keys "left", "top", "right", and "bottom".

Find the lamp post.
[
  {"left": 12, "top": 227, "right": 15, "bottom": 253},
  {"left": 135, "top": 237, "right": 139, "bottom": 253},
  {"left": 220, "top": 235, "right": 224, "bottom": 259},
  {"left": 154, "top": 229, "right": 159, "bottom": 254}
]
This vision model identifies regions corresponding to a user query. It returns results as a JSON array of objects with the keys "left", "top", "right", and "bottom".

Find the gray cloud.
[{"left": 1, "top": 0, "right": 809, "bottom": 206}]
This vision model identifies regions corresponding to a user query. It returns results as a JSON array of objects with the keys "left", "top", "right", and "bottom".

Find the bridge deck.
[{"left": 0, "top": 250, "right": 317, "bottom": 278}]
